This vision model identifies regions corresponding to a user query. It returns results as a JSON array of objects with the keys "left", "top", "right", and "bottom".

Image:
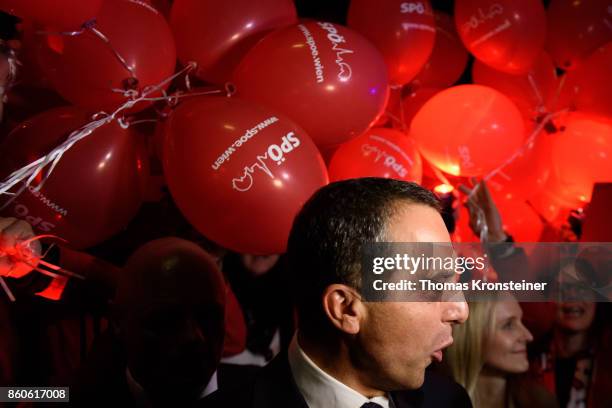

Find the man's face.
[
  {"left": 117, "top": 256, "right": 225, "bottom": 403},
  {"left": 122, "top": 300, "right": 225, "bottom": 402},
  {"left": 355, "top": 203, "right": 469, "bottom": 390}
]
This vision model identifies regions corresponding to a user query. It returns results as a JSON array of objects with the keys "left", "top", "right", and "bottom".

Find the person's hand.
[
  {"left": 0, "top": 217, "right": 41, "bottom": 279},
  {"left": 459, "top": 180, "right": 507, "bottom": 243}
]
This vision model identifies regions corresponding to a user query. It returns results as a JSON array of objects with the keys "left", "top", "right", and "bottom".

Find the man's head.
[
  {"left": 114, "top": 238, "right": 225, "bottom": 403},
  {"left": 287, "top": 178, "right": 469, "bottom": 390}
]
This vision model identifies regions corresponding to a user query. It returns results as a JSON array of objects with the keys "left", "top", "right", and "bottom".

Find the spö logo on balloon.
[
  {"left": 231, "top": 132, "right": 302, "bottom": 192},
  {"left": 400, "top": 2, "right": 429, "bottom": 15},
  {"left": 361, "top": 144, "right": 409, "bottom": 178},
  {"left": 317, "top": 22, "right": 354, "bottom": 82},
  {"left": 462, "top": 4, "right": 504, "bottom": 33}
]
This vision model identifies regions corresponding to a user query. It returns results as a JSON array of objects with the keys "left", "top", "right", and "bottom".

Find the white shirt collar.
[{"left": 288, "top": 335, "right": 393, "bottom": 408}]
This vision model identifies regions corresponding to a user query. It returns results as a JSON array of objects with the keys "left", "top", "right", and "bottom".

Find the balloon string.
[
  {"left": 549, "top": 72, "right": 568, "bottom": 113},
  {"left": 132, "top": 88, "right": 222, "bottom": 104},
  {"left": 0, "top": 276, "right": 15, "bottom": 302},
  {"left": 35, "top": 19, "right": 97, "bottom": 37},
  {"left": 128, "top": 0, "right": 159, "bottom": 14},
  {"left": 0, "top": 62, "right": 200, "bottom": 202},
  {"left": 18, "top": 234, "right": 84, "bottom": 280},
  {"left": 87, "top": 25, "right": 137, "bottom": 80},
  {"left": 385, "top": 111, "right": 404, "bottom": 128},
  {"left": 126, "top": 119, "right": 160, "bottom": 126},
  {"left": 37, "top": 19, "right": 137, "bottom": 84},
  {"left": 185, "top": 71, "right": 192, "bottom": 91},
  {"left": 526, "top": 71, "right": 545, "bottom": 114}
]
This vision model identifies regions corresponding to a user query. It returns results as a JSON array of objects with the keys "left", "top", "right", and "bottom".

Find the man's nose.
[{"left": 442, "top": 298, "right": 469, "bottom": 324}]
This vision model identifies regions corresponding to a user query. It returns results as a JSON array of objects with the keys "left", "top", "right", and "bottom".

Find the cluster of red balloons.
[{"left": 1, "top": 0, "right": 611, "bottom": 253}]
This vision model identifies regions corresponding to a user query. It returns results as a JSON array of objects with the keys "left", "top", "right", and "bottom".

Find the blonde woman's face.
[{"left": 483, "top": 300, "right": 533, "bottom": 374}]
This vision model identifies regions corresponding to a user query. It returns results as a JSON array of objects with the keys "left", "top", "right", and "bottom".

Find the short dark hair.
[{"left": 287, "top": 178, "right": 441, "bottom": 335}]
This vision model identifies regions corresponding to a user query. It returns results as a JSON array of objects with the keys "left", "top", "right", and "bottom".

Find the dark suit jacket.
[
  {"left": 69, "top": 330, "right": 260, "bottom": 407},
  {"left": 201, "top": 352, "right": 472, "bottom": 408}
]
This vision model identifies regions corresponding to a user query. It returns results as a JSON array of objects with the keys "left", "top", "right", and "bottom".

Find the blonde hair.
[{"left": 446, "top": 297, "right": 501, "bottom": 405}]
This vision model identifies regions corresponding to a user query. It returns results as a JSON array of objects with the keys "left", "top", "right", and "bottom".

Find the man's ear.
[{"left": 321, "top": 284, "right": 364, "bottom": 334}]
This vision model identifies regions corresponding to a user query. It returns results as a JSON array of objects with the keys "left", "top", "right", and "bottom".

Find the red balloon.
[
  {"left": 557, "top": 42, "right": 612, "bottom": 120},
  {"left": 455, "top": 0, "right": 546, "bottom": 74},
  {"left": 547, "top": 0, "right": 612, "bottom": 70},
  {"left": 347, "top": 0, "right": 435, "bottom": 86},
  {"left": 35, "top": 0, "right": 176, "bottom": 113},
  {"left": 170, "top": 0, "right": 296, "bottom": 85},
  {"left": 328, "top": 128, "right": 422, "bottom": 183},
  {"left": 527, "top": 190, "right": 566, "bottom": 223},
  {"left": 0, "top": 107, "right": 147, "bottom": 249},
  {"left": 473, "top": 52, "right": 558, "bottom": 119},
  {"left": 163, "top": 96, "right": 329, "bottom": 254},
  {"left": 486, "top": 121, "right": 553, "bottom": 201},
  {"left": 412, "top": 12, "right": 469, "bottom": 88},
  {"left": 233, "top": 21, "right": 389, "bottom": 148},
  {"left": 0, "top": 0, "right": 102, "bottom": 31},
  {"left": 491, "top": 192, "right": 543, "bottom": 242},
  {"left": 410, "top": 85, "right": 525, "bottom": 177},
  {"left": 548, "top": 114, "right": 612, "bottom": 206}
]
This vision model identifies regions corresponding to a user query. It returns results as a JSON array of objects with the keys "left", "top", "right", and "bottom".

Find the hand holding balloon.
[
  {"left": 0, "top": 217, "right": 41, "bottom": 279},
  {"left": 459, "top": 181, "right": 507, "bottom": 243}
]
